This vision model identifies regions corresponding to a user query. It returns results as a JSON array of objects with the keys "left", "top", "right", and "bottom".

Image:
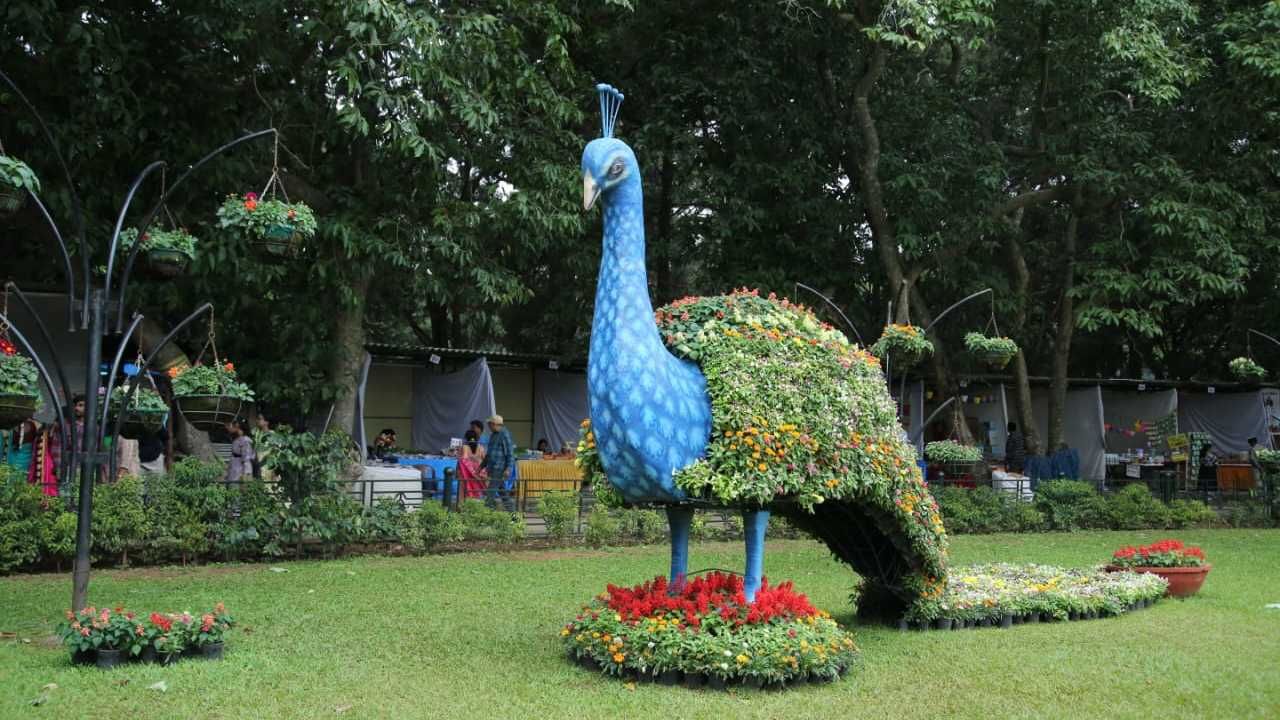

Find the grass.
[{"left": 1, "top": 529, "right": 1277, "bottom": 719}]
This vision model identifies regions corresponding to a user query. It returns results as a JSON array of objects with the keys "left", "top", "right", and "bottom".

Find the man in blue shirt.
[{"left": 481, "top": 414, "right": 515, "bottom": 512}]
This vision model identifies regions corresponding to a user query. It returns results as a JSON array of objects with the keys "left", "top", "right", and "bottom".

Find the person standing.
[
  {"left": 1005, "top": 422, "right": 1026, "bottom": 474},
  {"left": 1248, "top": 437, "right": 1263, "bottom": 488},
  {"left": 224, "top": 418, "right": 255, "bottom": 485},
  {"left": 480, "top": 414, "right": 514, "bottom": 512},
  {"left": 251, "top": 413, "right": 271, "bottom": 480}
]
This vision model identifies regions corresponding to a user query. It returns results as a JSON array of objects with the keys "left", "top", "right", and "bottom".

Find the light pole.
[{"left": 0, "top": 69, "right": 275, "bottom": 610}]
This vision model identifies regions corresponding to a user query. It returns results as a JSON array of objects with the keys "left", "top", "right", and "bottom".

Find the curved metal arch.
[
  {"left": 19, "top": 195, "right": 78, "bottom": 331},
  {"left": 910, "top": 396, "right": 958, "bottom": 446},
  {"left": 4, "top": 282, "right": 77, "bottom": 481},
  {"left": 98, "top": 314, "right": 145, "bottom": 449},
  {"left": 103, "top": 160, "right": 167, "bottom": 322},
  {"left": 0, "top": 311, "right": 70, "bottom": 483},
  {"left": 923, "top": 288, "right": 992, "bottom": 335},
  {"left": 793, "top": 282, "right": 864, "bottom": 345},
  {"left": 114, "top": 129, "right": 277, "bottom": 330},
  {"left": 1248, "top": 328, "right": 1280, "bottom": 351},
  {"left": 0, "top": 68, "right": 87, "bottom": 319}
]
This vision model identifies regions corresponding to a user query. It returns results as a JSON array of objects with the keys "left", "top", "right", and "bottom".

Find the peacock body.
[{"left": 580, "top": 85, "right": 946, "bottom": 611}]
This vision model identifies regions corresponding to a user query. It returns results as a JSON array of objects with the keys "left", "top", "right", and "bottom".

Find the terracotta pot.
[{"left": 1107, "top": 564, "right": 1211, "bottom": 598}]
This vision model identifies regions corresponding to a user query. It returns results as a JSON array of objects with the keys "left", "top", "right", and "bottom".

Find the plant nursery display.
[
  {"left": 0, "top": 153, "right": 39, "bottom": 214},
  {"left": 57, "top": 603, "right": 234, "bottom": 668},
  {"left": 170, "top": 361, "right": 254, "bottom": 431},
  {"left": 901, "top": 563, "right": 1168, "bottom": 629},
  {"left": 870, "top": 323, "right": 934, "bottom": 367},
  {"left": 0, "top": 336, "right": 42, "bottom": 427},
  {"left": 964, "top": 332, "right": 1019, "bottom": 369},
  {"left": 1107, "top": 539, "right": 1211, "bottom": 597},
  {"left": 1228, "top": 356, "right": 1266, "bottom": 381},
  {"left": 563, "top": 572, "right": 856, "bottom": 688},
  {"left": 925, "top": 440, "right": 983, "bottom": 464},
  {"left": 118, "top": 226, "right": 198, "bottom": 277}
]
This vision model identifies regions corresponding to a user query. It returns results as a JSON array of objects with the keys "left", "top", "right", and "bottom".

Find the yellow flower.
[
  {"left": 758, "top": 463, "right": 768, "bottom": 472},
  {"left": 613, "top": 652, "right": 625, "bottom": 663},
  {"left": 560, "top": 628, "right": 570, "bottom": 637},
  {"left": 735, "top": 653, "right": 750, "bottom": 665}
]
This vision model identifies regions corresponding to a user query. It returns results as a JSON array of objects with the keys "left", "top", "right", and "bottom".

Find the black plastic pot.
[
  {"left": 70, "top": 649, "right": 95, "bottom": 666},
  {"left": 936, "top": 618, "right": 953, "bottom": 631},
  {"left": 581, "top": 656, "right": 601, "bottom": 672},
  {"left": 1068, "top": 611, "right": 1080, "bottom": 621},
  {"left": 201, "top": 642, "right": 224, "bottom": 660},
  {"left": 145, "top": 248, "right": 192, "bottom": 278},
  {"left": 979, "top": 618, "right": 992, "bottom": 628},
  {"left": 1027, "top": 613, "right": 1041, "bottom": 624},
  {"left": 683, "top": 672, "right": 705, "bottom": 690},
  {"left": 916, "top": 620, "right": 931, "bottom": 631},
  {"left": 95, "top": 648, "right": 124, "bottom": 669},
  {"left": 708, "top": 676, "right": 727, "bottom": 691},
  {"left": 0, "top": 394, "right": 38, "bottom": 428},
  {"left": 658, "top": 670, "right": 680, "bottom": 686},
  {"left": 1000, "top": 614, "right": 1014, "bottom": 629},
  {"left": 898, "top": 619, "right": 909, "bottom": 632},
  {"left": 175, "top": 394, "right": 249, "bottom": 432},
  {"left": 744, "top": 676, "right": 764, "bottom": 690}
]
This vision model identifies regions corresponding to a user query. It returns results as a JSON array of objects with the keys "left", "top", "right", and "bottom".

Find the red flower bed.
[
  {"left": 1111, "top": 539, "right": 1206, "bottom": 569},
  {"left": 603, "top": 572, "right": 817, "bottom": 628}
]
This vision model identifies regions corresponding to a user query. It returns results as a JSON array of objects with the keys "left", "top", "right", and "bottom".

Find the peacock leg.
[
  {"left": 665, "top": 505, "right": 694, "bottom": 592},
  {"left": 742, "top": 508, "right": 770, "bottom": 603}
]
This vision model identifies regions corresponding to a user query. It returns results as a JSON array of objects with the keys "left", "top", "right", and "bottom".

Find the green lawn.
[{"left": 1, "top": 529, "right": 1277, "bottom": 719}]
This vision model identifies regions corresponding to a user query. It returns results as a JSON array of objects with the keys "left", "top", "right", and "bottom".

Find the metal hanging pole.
[{"left": 923, "top": 288, "right": 992, "bottom": 335}]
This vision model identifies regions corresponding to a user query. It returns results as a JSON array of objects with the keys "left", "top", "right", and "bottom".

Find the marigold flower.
[
  {"left": 224, "top": 362, "right": 234, "bottom": 372},
  {"left": 244, "top": 199, "right": 258, "bottom": 211},
  {"left": 167, "top": 367, "right": 180, "bottom": 378}
]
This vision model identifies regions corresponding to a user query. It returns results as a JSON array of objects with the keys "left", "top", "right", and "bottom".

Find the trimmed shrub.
[
  {"left": 1035, "top": 480, "right": 1109, "bottom": 531},
  {"left": 398, "top": 501, "right": 464, "bottom": 552},
  {"left": 92, "top": 475, "right": 149, "bottom": 565},
  {"left": 583, "top": 507, "right": 620, "bottom": 547},
  {"left": 1167, "top": 499, "right": 1218, "bottom": 528},
  {"left": 619, "top": 508, "right": 666, "bottom": 544},
  {"left": 458, "top": 499, "right": 524, "bottom": 544},
  {"left": 1105, "top": 484, "right": 1172, "bottom": 529},
  {"left": 537, "top": 491, "right": 578, "bottom": 541}
]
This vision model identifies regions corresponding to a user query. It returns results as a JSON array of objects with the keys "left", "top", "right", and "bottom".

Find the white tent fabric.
[
  {"left": 1101, "top": 388, "right": 1178, "bottom": 453},
  {"left": 902, "top": 381, "right": 924, "bottom": 452},
  {"left": 961, "top": 383, "right": 1008, "bottom": 456},
  {"left": 1177, "top": 391, "right": 1270, "bottom": 456},
  {"left": 411, "top": 359, "right": 495, "bottom": 453},
  {"left": 533, "top": 370, "right": 589, "bottom": 452},
  {"left": 354, "top": 353, "right": 372, "bottom": 446}
]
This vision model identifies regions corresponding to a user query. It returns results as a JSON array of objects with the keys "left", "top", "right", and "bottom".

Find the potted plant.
[
  {"left": 1228, "top": 356, "right": 1266, "bottom": 382},
  {"left": 118, "top": 226, "right": 198, "bottom": 278},
  {"left": 106, "top": 383, "right": 169, "bottom": 440},
  {"left": 964, "top": 332, "right": 1019, "bottom": 369},
  {"left": 189, "top": 603, "right": 234, "bottom": 659},
  {"left": 1107, "top": 539, "right": 1211, "bottom": 598},
  {"left": 925, "top": 440, "right": 983, "bottom": 477},
  {"left": 0, "top": 337, "right": 42, "bottom": 427},
  {"left": 170, "top": 361, "right": 254, "bottom": 432},
  {"left": 58, "top": 608, "right": 100, "bottom": 666},
  {"left": 0, "top": 154, "right": 40, "bottom": 215},
  {"left": 870, "top": 323, "right": 934, "bottom": 367},
  {"left": 216, "top": 191, "right": 317, "bottom": 256}
]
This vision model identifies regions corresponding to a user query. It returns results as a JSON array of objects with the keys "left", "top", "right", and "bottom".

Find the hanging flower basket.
[
  {"left": 106, "top": 384, "right": 169, "bottom": 440},
  {"left": 964, "top": 332, "right": 1019, "bottom": 369},
  {"left": 170, "top": 362, "right": 254, "bottom": 432},
  {"left": 870, "top": 324, "right": 933, "bottom": 368},
  {"left": 0, "top": 338, "right": 42, "bottom": 426},
  {"left": 119, "top": 227, "right": 197, "bottom": 278},
  {"left": 1228, "top": 356, "right": 1266, "bottom": 382},
  {"left": 216, "top": 192, "right": 316, "bottom": 259},
  {"left": 924, "top": 440, "right": 982, "bottom": 465},
  {"left": 0, "top": 154, "right": 39, "bottom": 217}
]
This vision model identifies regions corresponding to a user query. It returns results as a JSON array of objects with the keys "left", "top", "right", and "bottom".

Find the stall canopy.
[
  {"left": 533, "top": 370, "right": 589, "bottom": 452},
  {"left": 411, "top": 358, "right": 495, "bottom": 453},
  {"left": 1102, "top": 388, "right": 1177, "bottom": 454},
  {"left": 1178, "top": 391, "right": 1270, "bottom": 456}
]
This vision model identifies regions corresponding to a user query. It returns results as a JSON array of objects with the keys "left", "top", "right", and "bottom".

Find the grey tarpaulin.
[
  {"left": 1029, "top": 386, "right": 1106, "bottom": 480},
  {"left": 1177, "top": 390, "right": 1270, "bottom": 456},
  {"left": 354, "top": 352, "right": 371, "bottom": 446},
  {"left": 1102, "top": 388, "right": 1177, "bottom": 454},
  {"left": 411, "top": 358, "right": 495, "bottom": 453},
  {"left": 961, "top": 383, "right": 1008, "bottom": 456},
  {"left": 533, "top": 370, "right": 589, "bottom": 451},
  {"left": 903, "top": 381, "right": 924, "bottom": 453}
]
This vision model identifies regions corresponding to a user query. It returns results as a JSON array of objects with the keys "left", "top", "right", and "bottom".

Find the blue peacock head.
[{"left": 581, "top": 83, "right": 638, "bottom": 211}]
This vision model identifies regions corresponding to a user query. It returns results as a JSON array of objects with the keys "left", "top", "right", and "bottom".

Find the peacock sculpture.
[{"left": 578, "top": 85, "right": 947, "bottom": 614}]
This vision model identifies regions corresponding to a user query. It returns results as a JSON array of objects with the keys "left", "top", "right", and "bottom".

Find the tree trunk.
[
  {"left": 910, "top": 287, "right": 974, "bottom": 444},
  {"left": 328, "top": 272, "right": 372, "bottom": 441},
  {"left": 1046, "top": 210, "right": 1080, "bottom": 451},
  {"left": 1002, "top": 226, "right": 1042, "bottom": 455},
  {"left": 1010, "top": 350, "right": 1041, "bottom": 456},
  {"left": 136, "top": 317, "right": 214, "bottom": 460}
]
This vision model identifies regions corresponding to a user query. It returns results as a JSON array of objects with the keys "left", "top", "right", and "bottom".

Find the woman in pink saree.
[{"left": 457, "top": 429, "right": 487, "bottom": 499}]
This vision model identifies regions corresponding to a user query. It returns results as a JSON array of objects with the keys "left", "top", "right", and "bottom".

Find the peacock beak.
[{"left": 583, "top": 174, "right": 601, "bottom": 211}]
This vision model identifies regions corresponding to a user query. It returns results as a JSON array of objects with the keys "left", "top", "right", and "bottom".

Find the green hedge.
[{"left": 935, "top": 480, "right": 1239, "bottom": 534}]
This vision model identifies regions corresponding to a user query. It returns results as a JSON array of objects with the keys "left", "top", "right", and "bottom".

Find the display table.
[
  {"left": 1216, "top": 463, "right": 1256, "bottom": 491},
  {"left": 359, "top": 464, "right": 428, "bottom": 508},
  {"left": 516, "top": 459, "right": 583, "bottom": 502}
]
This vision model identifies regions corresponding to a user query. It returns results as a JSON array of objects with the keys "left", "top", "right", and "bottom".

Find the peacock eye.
[{"left": 608, "top": 160, "right": 625, "bottom": 178}]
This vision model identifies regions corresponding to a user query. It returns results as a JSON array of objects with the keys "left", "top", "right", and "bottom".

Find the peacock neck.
[{"left": 593, "top": 178, "right": 661, "bottom": 350}]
